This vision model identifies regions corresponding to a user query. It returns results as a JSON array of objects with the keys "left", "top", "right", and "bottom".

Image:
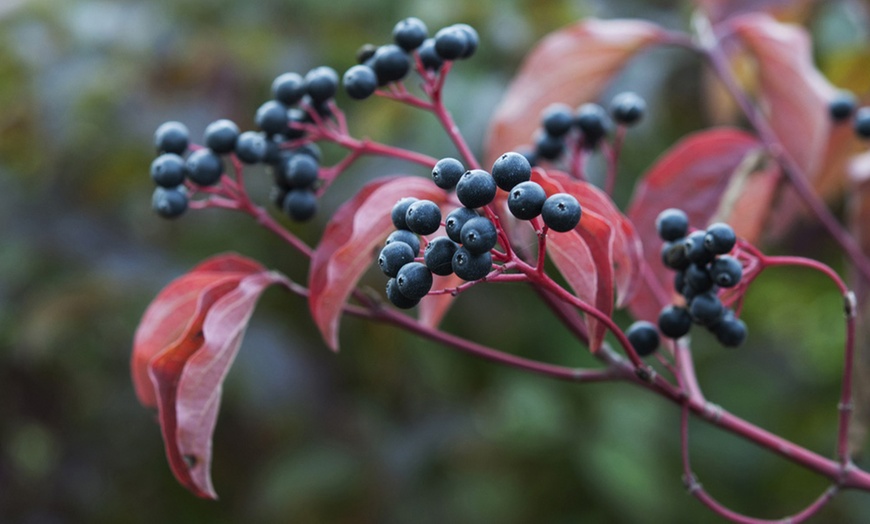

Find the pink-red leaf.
[
  {"left": 485, "top": 18, "right": 668, "bottom": 165},
  {"left": 309, "top": 176, "right": 446, "bottom": 350}
]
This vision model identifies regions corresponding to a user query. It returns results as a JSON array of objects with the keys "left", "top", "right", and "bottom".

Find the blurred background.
[{"left": 2, "top": 0, "right": 870, "bottom": 522}]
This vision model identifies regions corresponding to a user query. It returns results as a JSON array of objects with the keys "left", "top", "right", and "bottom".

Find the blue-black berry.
[
  {"left": 204, "top": 119, "right": 240, "bottom": 154},
  {"left": 452, "top": 246, "right": 492, "bottom": 281},
  {"left": 305, "top": 66, "right": 339, "bottom": 103},
  {"left": 460, "top": 216, "right": 497, "bottom": 255},
  {"left": 685, "top": 263, "right": 714, "bottom": 293},
  {"left": 610, "top": 92, "right": 646, "bottom": 126},
  {"left": 684, "top": 230, "right": 716, "bottom": 265},
  {"left": 185, "top": 148, "right": 224, "bottom": 186},
  {"left": 626, "top": 320, "right": 660, "bottom": 357},
  {"left": 451, "top": 24, "right": 479, "bottom": 59},
  {"left": 386, "top": 229, "right": 421, "bottom": 256},
  {"left": 405, "top": 199, "right": 442, "bottom": 236},
  {"left": 283, "top": 153, "right": 319, "bottom": 188},
  {"left": 855, "top": 107, "right": 870, "bottom": 139},
  {"left": 418, "top": 38, "right": 444, "bottom": 71},
  {"left": 391, "top": 197, "right": 418, "bottom": 230},
  {"left": 658, "top": 305, "right": 692, "bottom": 339},
  {"left": 154, "top": 121, "right": 189, "bottom": 155},
  {"left": 396, "top": 262, "right": 433, "bottom": 300},
  {"left": 508, "top": 181, "right": 547, "bottom": 220},
  {"left": 372, "top": 44, "right": 411, "bottom": 85},
  {"left": 710, "top": 255, "right": 742, "bottom": 288},
  {"left": 433, "top": 25, "right": 468, "bottom": 60},
  {"left": 255, "top": 100, "right": 290, "bottom": 136},
  {"left": 445, "top": 207, "right": 479, "bottom": 243},
  {"left": 541, "top": 193, "right": 581, "bottom": 232},
  {"left": 491, "top": 151, "right": 531, "bottom": 191},
  {"left": 424, "top": 236, "right": 458, "bottom": 276},
  {"left": 655, "top": 208, "right": 689, "bottom": 242},
  {"left": 713, "top": 310, "right": 747, "bottom": 347},
  {"left": 343, "top": 64, "right": 378, "bottom": 100},
  {"left": 283, "top": 188, "right": 318, "bottom": 221},
  {"left": 356, "top": 44, "right": 378, "bottom": 64},
  {"left": 535, "top": 132, "right": 565, "bottom": 160},
  {"left": 661, "top": 240, "right": 691, "bottom": 271},
  {"left": 272, "top": 72, "right": 307, "bottom": 106},
  {"left": 151, "top": 153, "right": 186, "bottom": 188},
  {"left": 152, "top": 186, "right": 188, "bottom": 219},
  {"left": 703, "top": 222, "right": 736, "bottom": 254},
  {"left": 235, "top": 131, "right": 268, "bottom": 164},
  {"left": 829, "top": 90, "right": 857, "bottom": 122},
  {"left": 689, "top": 292, "right": 724, "bottom": 326},
  {"left": 574, "top": 103, "right": 611, "bottom": 148},
  {"left": 386, "top": 277, "right": 419, "bottom": 309},
  {"left": 542, "top": 103, "right": 573, "bottom": 138},
  {"left": 432, "top": 157, "right": 465, "bottom": 190},
  {"left": 393, "top": 17, "right": 428, "bottom": 51},
  {"left": 456, "top": 169, "right": 497, "bottom": 209},
  {"left": 378, "top": 241, "right": 416, "bottom": 278}
]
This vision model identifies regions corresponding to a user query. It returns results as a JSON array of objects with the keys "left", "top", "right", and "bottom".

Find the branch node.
[
  {"left": 844, "top": 291, "right": 857, "bottom": 318},
  {"left": 682, "top": 473, "right": 702, "bottom": 494},
  {"left": 702, "top": 402, "right": 723, "bottom": 423},
  {"left": 635, "top": 365, "right": 656, "bottom": 383}
]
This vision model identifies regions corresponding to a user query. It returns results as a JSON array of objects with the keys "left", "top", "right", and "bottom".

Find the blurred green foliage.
[{"left": 2, "top": 0, "right": 870, "bottom": 522}]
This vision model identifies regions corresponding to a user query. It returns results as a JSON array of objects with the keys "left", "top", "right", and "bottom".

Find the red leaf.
[
  {"left": 418, "top": 273, "right": 464, "bottom": 328},
  {"left": 485, "top": 18, "right": 668, "bottom": 165},
  {"left": 626, "top": 128, "right": 763, "bottom": 323},
  {"left": 309, "top": 176, "right": 446, "bottom": 350},
  {"left": 696, "top": 0, "right": 815, "bottom": 23}
]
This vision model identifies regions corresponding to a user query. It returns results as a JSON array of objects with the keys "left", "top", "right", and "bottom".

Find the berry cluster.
[
  {"left": 529, "top": 92, "right": 646, "bottom": 164},
  {"left": 827, "top": 89, "right": 870, "bottom": 141},
  {"left": 343, "top": 18, "right": 479, "bottom": 100},
  {"left": 655, "top": 209, "right": 747, "bottom": 348}
]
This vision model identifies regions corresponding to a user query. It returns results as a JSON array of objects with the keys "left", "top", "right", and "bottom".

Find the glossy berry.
[
  {"left": 396, "top": 262, "right": 433, "bottom": 300},
  {"left": 542, "top": 103, "right": 573, "bottom": 137},
  {"left": 405, "top": 200, "right": 442, "bottom": 235},
  {"left": 713, "top": 311, "right": 748, "bottom": 347},
  {"left": 424, "top": 236, "right": 458, "bottom": 276},
  {"left": 283, "top": 153, "right": 319, "bottom": 188},
  {"left": 491, "top": 151, "right": 531, "bottom": 191},
  {"left": 204, "top": 119, "right": 240, "bottom": 154},
  {"left": 541, "top": 193, "right": 581, "bottom": 232},
  {"left": 855, "top": 107, "right": 870, "bottom": 139},
  {"left": 152, "top": 186, "right": 188, "bottom": 219},
  {"left": 386, "top": 229, "right": 421, "bottom": 255},
  {"left": 185, "top": 148, "right": 224, "bottom": 186},
  {"left": 283, "top": 188, "right": 317, "bottom": 221},
  {"left": 418, "top": 38, "right": 443, "bottom": 71},
  {"left": 684, "top": 230, "right": 715, "bottom": 265},
  {"left": 626, "top": 320, "right": 660, "bottom": 357},
  {"left": 658, "top": 305, "right": 692, "bottom": 339},
  {"left": 255, "top": 100, "right": 290, "bottom": 136},
  {"left": 433, "top": 25, "right": 468, "bottom": 60},
  {"left": 452, "top": 247, "right": 492, "bottom": 281},
  {"left": 655, "top": 208, "right": 689, "bottom": 241},
  {"left": 445, "top": 207, "right": 479, "bottom": 243},
  {"left": 235, "top": 131, "right": 268, "bottom": 164},
  {"left": 574, "top": 103, "right": 611, "bottom": 148},
  {"left": 431, "top": 157, "right": 465, "bottom": 190},
  {"left": 372, "top": 44, "right": 411, "bottom": 85},
  {"left": 305, "top": 66, "right": 339, "bottom": 103},
  {"left": 685, "top": 263, "right": 714, "bottom": 293},
  {"left": 829, "top": 90, "right": 857, "bottom": 122},
  {"left": 285, "top": 108, "right": 308, "bottom": 139},
  {"left": 535, "top": 132, "right": 565, "bottom": 160},
  {"left": 451, "top": 24, "right": 479, "bottom": 59},
  {"left": 703, "top": 222, "right": 736, "bottom": 254},
  {"left": 154, "top": 121, "right": 189, "bottom": 155},
  {"left": 661, "top": 241, "right": 691, "bottom": 271},
  {"left": 689, "top": 292, "right": 724, "bottom": 326},
  {"left": 378, "top": 241, "right": 416, "bottom": 278},
  {"left": 271, "top": 72, "right": 307, "bottom": 106},
  {"left": 356, "top": 43, "right": 378, "bottom": 64},
  {"left": 460, "top": 216, "right": 498, "bottom": 255},
  {"left": 293, "top": 142, "right": 322, "bottom": 162},
  {"left": 391, "top": 197, "right": 418, "bottom": 230},
  {"left": 393, "top": 17, "right": 428, "bottom": 51},
  {"left": 343, "top": 64, "right": 378, "bottom": 100},
  {"left": 150, "top": 153, "right": 186, "bottom": 188},
  {"left": 386, "top": 277, "right": 419, "bottom": 309},
  {"left": 508, "top": 181, "right": 547, "bottom": 220},
  {"left": 456, "top": 169, "right": 497, "bottom": 209},
  {"left": 710, "top": 255, "right": 743, "bottom": 288},
  {"left": 610, "top": 92, "right": 646, "bottom": 126}
]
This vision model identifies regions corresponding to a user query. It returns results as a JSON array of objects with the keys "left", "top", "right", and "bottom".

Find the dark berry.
[
  {"left": 508, "top": 181, "right": 547, "bottom": 220},
  {"left": 518, "top": 147, "right": 538, "bottom": 168},
  {"left": 452, "top": 246, "right": 492, "bottom": 281},
  {"left": 293, "top": 142, "right": 322, "bottom": 162},
  {"left": 342, "top": 64, "right": 378, "bottom": 100},
  {"left": 710, "top": 255, "right": 742, "bottom": 288},
  {"left": 689, "top": 292, "right": 724, "bottom": 326},
  {"left": 433, "top": 26, "right": 468, "bottom": 60},
  {"left": 610, "top": 92, "right": 646, "bottom": 126},
  {"left": 356, "top": 44, "right": 378, "bottom": 64},
  {"left": 685, "top": 263, "right": 714, "bottom": 293},
  {"left": 204, "top": 119, "right": 240, "bottom": 154},
  {"left": 285, "top": 108, "right": 308, "bottom": 139},
  {"left": 305, "top": 66, "right": 339, "bottom": 103},
  {"left": 829, "top": 90, "right": 857, "bottom": 122},
  {"left": 301, "top": 94, "right": 333, "bottom": 120},
  {"left": 150, "top": 153, "right": 186, "bottom": 188},
  {"left": 855, "top": 107, "right": 870, "bottom": 139},
  {"left": 713, "top": 311, "right": 747, "bottom": 347},
  {"left": 535, "top": 132, "right": 565, "bottom": 160},
  {"left": 396, "top": 262, "right": 433, "bottom": 300},
  {"left": 418, "top": 38, "right": 443, "bottom": 71},
  {"left": 378, "top": 241, "right": 416, "bottom": 278},
  {"left": 152, "top": 186, "right": 188, "bottom": 219},
  {"left": 283, "top": 188, "right": 318, "bottom": 221},
  {"left": 456, "top": 169, "right": 497, "bottom": 208},
  {"left": 386, "top": 229, "right": 421, "bottom": 255},
  {"left": 542, "top": 103, "right": 573, "bottom": 137},
  {"left": 185, "top": 148, "right": 224, "bottom": 186},
  {"left": 255, "top": 100, "right": 290, "bottom": 136},
  {"left": 674, "top": 270, "right": 686, "bottom": 295},
  {"left": 541, "top": 193, "right": 581, "bottom": 232},
  {"left": 658, "top": 305, "right": 692, "bottom": 339},
  {"left": 386, "top": 277, "right": 420, "bottom": 309},
  {"left": 393, "top": 17, "right": 428, "bottom": 51},
  {"left": 391, "top": 197, "right": 418, "bottom": 231},
  {"left": 684, "top": 230, "right": 715, "bottom": 265},
  {"left": 655, "top": 208, "right": 689, "bottom": 241},
  {"left": 460, "top": 216, "right": 498, "bottom": 255},
  {"left": 491, "top": 151, "right": 532, "bottom": 191},
  {"left": 272, "top": 72, "right": 306, "bottom": 106},
  {"left": 405, "top": 200, "right": 442, "bottom": 236},
  {"left": 372, "top": 44, "right": 411, "bottom": 85},
  {"left": 154, "top": 121, "right": 189, "bottom": 155},
  {"left": 283, "top": 153, "right": 319, "bottom": 188},
  {"left": 626, "top": 320, "right": 660, "bottom": 357},
  {"left": 661, "top": 240, "right": 691, "bottom": 271},
  {"left": 431, "top": 157, "right": 465, "bottom": 190},
  {"left": 451, "top": 24, "right": 479, "bottom": 59},
  {"left": 574, "top": 103, "right": 611, "bottom": 148},
  {"left": 703, "top": 223, "right": 736, "bottom": 254},
  {"left": 445, "top": 207, "right": 479, "bottom": 243},
  {"left": 424, "top": 236, "right": 458, "bottom": 276},
  {"left": 235, "top": 131, "right": 268, "bottom": 164}
]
